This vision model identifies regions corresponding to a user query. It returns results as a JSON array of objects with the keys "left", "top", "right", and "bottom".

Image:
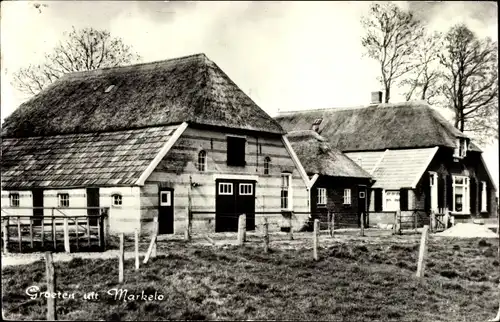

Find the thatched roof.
[
  {"left": 287, "top": 130, "right": 371, "bottom": 179},
  {"left": 2, "top": 53, "right": 284, "bottom": 138},
  {"left": 275, "top": 101, "right": 481, "bottom": 152},
  {"left": 1, "top": 125, "right": 178, "bottom": 189}
]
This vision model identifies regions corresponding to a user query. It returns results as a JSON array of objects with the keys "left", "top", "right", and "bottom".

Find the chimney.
[{"left": 370, "top": 91, "right": 383, "bottom": 104}]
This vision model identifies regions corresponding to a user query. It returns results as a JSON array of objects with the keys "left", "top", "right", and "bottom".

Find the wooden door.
[
  {"left": 158, "top": 188, "right": 174, "bottom": 234},
  {"left": 32, "top": 189, "right": 44, "bottom": 226},
  {"left": 87, "top": 188, "right": 100, "bottom": 225},
  {"left": 357, "top": 185, "right": 368, "bottom": 227},
  {"left": 236, "top": 181, "right": 256, "bottom": 231},
  {"left": 215, "top": 180, "right": 238, "bottom": 232}
]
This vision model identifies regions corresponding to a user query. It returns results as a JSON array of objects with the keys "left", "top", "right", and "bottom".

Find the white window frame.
[
  {"left": 9, "top": 193, "right": 20, "bottom": 207},
  {"left": 58, "top": 193, "right": 70, "bottom": 208},
  {"left": 452, "top": 175, "right": 469, "bottom": 214},
  {"left": 317, "top": 188, "right": 327, "bottom": 205},
  {"left": 160, "top": 191, "right": 171, "bottom": 206},
  {"left": 281, "top": 173, "right": 293, "bottom": 210},
  {"left": 239, "top": 183, "right": 253, "bottom": 195},
  {"left": 481, "top": 181, "right": 487, "bottom": 212},
  {"left": 454, "top": 138, "right": 468, "bottom": 158},
  {"left": 218, "top": 183, "right": 233, "bottom": 195},
  {"left": 383, "top": 190, "right": 400, "bottom": 211},
  {"left": 112, "top": 194, "right": 123, "bottom": 207},
  {"left": 343, "top": 189, "right": 351, "bottom": 205},
  {"left": 429, "top": 171, "right": 438, "bottom": 212},
  {"left": 263, "top": 156, "right": 271, "bottom": 175},
  {"left": 198, "top": 150, "right": 207, "bottom": 172}
]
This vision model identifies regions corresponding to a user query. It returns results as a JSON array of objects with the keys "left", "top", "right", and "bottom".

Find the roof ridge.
[{"left": 60, "top": 53, "right": 208, "bottom": 80}]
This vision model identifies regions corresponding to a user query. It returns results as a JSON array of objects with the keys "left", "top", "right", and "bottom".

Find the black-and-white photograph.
[{"left": 1, "top": 1, "right": 499, "bottom": 321}]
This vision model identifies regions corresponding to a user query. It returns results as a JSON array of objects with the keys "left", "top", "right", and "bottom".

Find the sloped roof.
[
  {"left": 354, "top": 147, "right": 439, "bottom": 189},
  {"left": 275, "top": 101, "right": 481, "bottom": 152},
  {"left": 1, "top": 53, "right": 284, "bottom": 138},
  {"left": 1, "top": 125, "right": 178, "bottom": 189},
  {"left": 344, "top": 151, "right": 386, "bottom": 174},
  {"left": 286, "top": 130, "right": 372, "bottom": 179}
]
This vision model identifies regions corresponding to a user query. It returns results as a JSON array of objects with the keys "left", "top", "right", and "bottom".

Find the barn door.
[
  {"left": 87, "top": 188, "right": 100, "bottom": 225},
  {"left": 216, "top": 180, "right": 237, "bottom": 232},
  {"left": 236, "top": 181, "right": 256, "bottom": 231},
  {"left": 357, "top": 185, "right": 368, "bottom": 227},
  {"left": 32, "top": 189, "right": 44, "bottom": 226},
  {"left": 158, "top": 188, "right": 174, "bottom": 234}
]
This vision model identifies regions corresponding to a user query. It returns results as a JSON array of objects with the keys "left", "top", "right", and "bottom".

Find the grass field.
[{"left": 2, "top": 233, "right": 499, "bottom": 321}]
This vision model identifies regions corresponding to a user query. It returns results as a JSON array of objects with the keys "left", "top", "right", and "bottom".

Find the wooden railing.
[{"left": 1, "top": 207, "right": 109, "bottom": 254}]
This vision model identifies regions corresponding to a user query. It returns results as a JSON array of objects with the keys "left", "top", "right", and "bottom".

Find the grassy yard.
[{"left": 2, "top": 234, "right": 499, "bottom": 321}]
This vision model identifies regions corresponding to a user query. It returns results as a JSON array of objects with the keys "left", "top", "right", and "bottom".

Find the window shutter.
[
  {"left": 424, "top": 173, "right": 431, "bottom": 212},
  {"left": 437, "top": 176, "right": 445, "bottom": 209},
  {"left": 446, "top": 175, "right": 453, "bottom": 210},
  {"left": 400, "top": 188, "right": 408, "bottom": 211},
  {"left": 470, "top": 178, "right": 477, "bottom": 215},
  {"left": 485, "top": 184, "right": 490, "bottom": 213},
  {"left": 374, "top": 189, "right": 383, "bottom": 212}
]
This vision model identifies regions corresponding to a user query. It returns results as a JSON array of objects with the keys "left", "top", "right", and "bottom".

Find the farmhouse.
[
  {"left": 275, "top": 93, "right": 497, "bottom": 224},
  {"left": 1, "top": 53, "right": 310, "bottom": 235},
  {"left": 286, "top": 130, "right": 373, "bottom": 228}
]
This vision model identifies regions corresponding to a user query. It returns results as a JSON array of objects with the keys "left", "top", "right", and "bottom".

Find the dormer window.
[
  {"left": 454, "top": 138, "right": 468, "bottom": 158},
  {"left": 312, "top": 118, "right": 322, "bottom": 132}
]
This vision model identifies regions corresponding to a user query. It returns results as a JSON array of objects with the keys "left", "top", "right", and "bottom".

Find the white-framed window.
[
  {"left": 264, "top": 156, "right": 271, "bottom": 175},
  {"left": 454, "top": 138, "right": 468, "bottom": 158},
  {"left": 112, "top": 194, "right": 122, "bottom": 207},
  {"left": 58, "top": 193, "right": 69, "bottom": 208},
  {"left": 198, "top": 150, "right": 207, "bottom": 172},
  {"left": 452, "top": 175, "right": 469, "bottom": 214},
  {"left": 160, "top": 191, "right": 171, "bottom": 206},
  {"left": 429, "top": 172, "right": 438, "bottom": 212},
  {"left": 239, "top": 183, "right": 253, "bottom": 195},
  {"left": 343, "top": 189, "right": 351, "bottom": 205},
  {"left": 281, "top": 173, "right": 292, "bottom": 210},
  {"left": 481, "top": 181, "right": 487, "bottom": 212},
  {"left": 218, "top": 183, "right": 233, "bottom": 195},
  {"left": 9, "top": 193, "right": 20, "bottom": 207},
  {"left": 317, "top": 188, "right": 327, "bottom": 205},
  {"left": 384, "top": 190, "right": 400, "bottom": 211}
]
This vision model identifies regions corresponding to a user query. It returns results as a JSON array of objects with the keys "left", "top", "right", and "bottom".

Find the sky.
[{"left": 1, "top": 0, "right": 498, "bottom": 188}]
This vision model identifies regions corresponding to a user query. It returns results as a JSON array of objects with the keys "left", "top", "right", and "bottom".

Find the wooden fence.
[{"left": 1, "top": 207, "right": 109, "bottom": 253}]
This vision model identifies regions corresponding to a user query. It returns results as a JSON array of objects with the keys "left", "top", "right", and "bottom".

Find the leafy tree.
[
  {"left": 361, "top": 3, "right": 424, "bottom": 103},
  {"left": 12, "top": 27, "right": 141, "bottom": 96},
  {"left": 439, "top": 24, "right": 498, "bottom": 144}
]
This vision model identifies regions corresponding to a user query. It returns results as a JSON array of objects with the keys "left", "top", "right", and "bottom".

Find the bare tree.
[
  {"left": 361, "top": 3, "right": 424, "bottom": 103},
  {"left": 439, "top": 24, "right": 498, "bottom": 144},
  {"left": 399, "top": 32, "right": 444, "bottom": 105},
  {"left": 12, "top": 27, "right": 141, "bottom": 96}
]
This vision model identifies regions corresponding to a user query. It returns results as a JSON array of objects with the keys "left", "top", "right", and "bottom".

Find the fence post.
[
  {"left": 360, "top": 212, "right": 365, "bottom": 237},
  {"left": 416, "top": 225, "right": 429, "bottom": 278},
  {"left": 327, "top": 211, "right": 331, "bottom": 236},
  {"left": 185, "top": 207, "right": 191, "bottom": 241},
  {"left": 288, "top": 213, "right": 294, "bottom": 240},
  {"left": 45, "top": 252, "right": 57, "bottom": 321},
  {"left": 103, "top": 210, "right": 110, "bottom": 249},
  {"left": 331, "top": 213, "right": 335, "bottom": 237},
  {"left": 414, "top": 211, "right": 418, "bottom": 232},
  {"left": 63, "top": 217, "right": 70, "bottom": 253},
  {"left": 135, "top": 229, "right": 140, "bottom": 270},
  {"left": 17, "top": 217, "right": 22, "bottom": 252},
  {"left": 29, "top": 217, "right": 34, "bottom": 249},
  {"left": 118, "top": 233, "right": 124, "bottom": 283},
  {"left": 313, "top": 219, "right": 319, "bottom": 261},
  {"left": 394, "top": 210, "right": 401, "bottom": 235},
  {"left": 2, "top": 218, "right": 9, "bottom": 254},
  {"left": 263, "top": 217, "right": 269, "bottom": 254},
  {"left": 429, "top": 211, "right": 435, "bottom": 233},
  {"left": 238, "top": 214, "right": 246, "bottom": 246},
  {"left": 152, "top": 216, "right": 158, "bottom": 258}
]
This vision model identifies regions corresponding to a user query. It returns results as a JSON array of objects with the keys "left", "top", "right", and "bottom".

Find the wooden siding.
[{"left": 142, "top": 126, "right": 310, "bottom": 234}]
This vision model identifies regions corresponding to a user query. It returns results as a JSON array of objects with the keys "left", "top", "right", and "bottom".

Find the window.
[
  {"left": 454, "top": 138, "right": 468, "bottom": 158},
  {"left": 452, "top": 175, "right": 469, "bottom": 213},
  {"left": 281, "top": 173, "right": 292, "bottom": 209},
  {"left": 227, "top": 136, "right": 246, "bottom": 166},
  {"left": 198, "top": 150, "right": 207, "bottom": 172},
  {"left": 58, "top": 193, "right": 69, "bottom": 208},
  {"left": 239, "top": 183, "right": 253, "bottom": 195},
  {"left": 9, "top": 193, "right": 19, "bottom": 207},
  {"left": 112, "top": 194, "right": 122, "bottom": 207},
  {"left": 160, "top": 191, "right": 171, "bottom": 206},
  {"left": 384, "top": 190, "right": 400, "bottom": 211},
  {"left": 218, "top": 183, "right": 233, "bottom": 195},
  {"left": 264, "top": 157, "right": 271, "bottom": 175},
  {"left": 317, "top": 188, "right": 327, "bottom": 205},
  {"left": 481, "top": 181, "right": 487, "bottom": 212},
  {"left": 343, "top": 189, "right": 351, "bottom": 205}
]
